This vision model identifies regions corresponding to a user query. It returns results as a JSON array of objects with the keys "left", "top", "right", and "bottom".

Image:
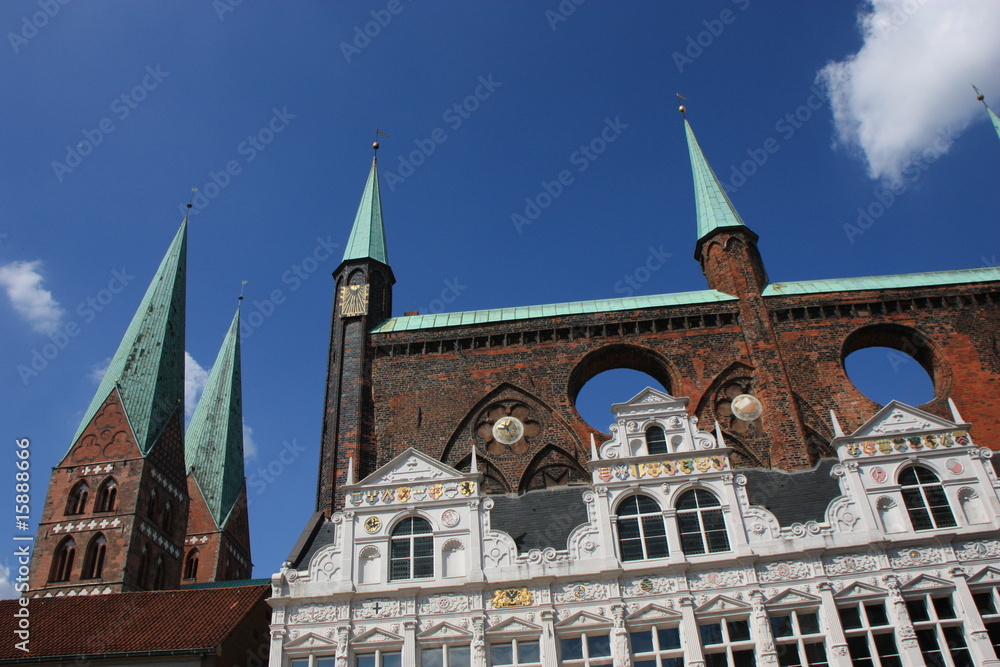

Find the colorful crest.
[
  {"left": 877, "top": 440, "right": 892, "bottom": 454},
  {"left": 907, "top": 436, "right": 923, "bottom": 451},
  {"left": 892, "top": 438, "right": 907, "bottom": 452},
  {"left": 396, "top": 487, "right": 411, "bottom": 502},
  {"left": 597, "top": 467, "right": 613, "bottom": 482},
  {"left": 923, "top": 434, "right": 938, "bottom": 449},
  {"left": 428, "top": 484, "right": 444, "bottom": 500},
  {"left": 870, "top": 467, "right": 887, "bottom": 484},
  {"left": 645, "top": 462, "right": 661, "bottom": 477},
  {"left": 861, "top": 441, "right": 877, "bottom": 455},
  {"left": 365, "top": 490, "right": 379, "bottom": 504},
  {"left": 663, "top": 461, "right": 677, "bottom": 476},
  {"left": 350, "top": 492, "right": 363, "bottom": 506},
  {"left": 679, "top": 459, "right": 694, "bottom": 474},
  {"left": 459, "top": 481, "right": 476, "bottom": 496},
  {"left": 846, "top": 443, "right": 860, "bottom": 457},
  {"left": 613, "top": 464, "right": 630, "bottom": 480},
  {"left": 381, "top": 489, "right": 394, "bottom": 503},
  {"left": 710, "top": 456, "right": 725, "bottom": 470},
  {"left": 695, "top": 457, "right": 711, "bottom": 472}
]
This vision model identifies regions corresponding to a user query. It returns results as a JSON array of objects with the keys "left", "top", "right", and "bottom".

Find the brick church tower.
[
  {"left": 314, "top": 116, "right": 1000, "bottom": 516},
  {"left": 317, "top": 153, "right": 394, "bottom": 516},
  {"left": 29, "top": 216, "right": 254, "bottom": 595},
  {"left": 184, "top": 307, "right": 253, "bottom": 583}
]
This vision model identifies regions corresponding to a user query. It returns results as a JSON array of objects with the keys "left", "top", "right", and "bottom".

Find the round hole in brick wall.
[
  {"left": 844, "top": 346, "right": 934, "bottom": 406},
  {"left": 575, "top": 369, "right": 667, "bottom": 432}
]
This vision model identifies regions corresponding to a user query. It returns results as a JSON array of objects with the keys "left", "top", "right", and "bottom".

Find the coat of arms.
[{"left": 429, "top": 484, "right": 444, "bottom": 500}]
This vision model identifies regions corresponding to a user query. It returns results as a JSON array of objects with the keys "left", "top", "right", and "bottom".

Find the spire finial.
[
  {"left": 373, "top": 128, "right": 390, "bottom": 158},
  {"left": 238, "top": 280, "right": 247, "bottom": 304},
  {"left": 470, "top": 444, "right": 478, "bottom": 474},
  {"left": 677, "top": 93, "right": 689, "bottom": 115},
  {"left": 973, "top": 84, "right": 988, "bottom": 108},
  {"left": 590, "top": 433, "right": 599, "bottom": 461},
  {"left": 346, "top": 456, "right": 355, "bottom": 485}
]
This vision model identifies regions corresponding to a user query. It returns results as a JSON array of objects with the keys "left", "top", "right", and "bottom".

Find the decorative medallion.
[
  {"left": 339, "top": 283, "right": 369, "bottom": 317},
  {"left": 946, "top": 458, "right": 964, "bottom": 475},
  {"left": 459, "top": 481, "right": 476, "bottom": 497},
  {"left": 364, "top": 516, "right": 382, "bottom": 534},
  {"left": 475, "top": 403, "right": 542, "bottom": 456},
  {"left": 870, "top": 466, "right": 888, "bottom": 484},
  {"left": 640, "top": 579, "right": 654, "bottom": 592},
  {"left": 441, "top": 509, "right": 460, "bottom": 527},
  {"left": 492, "top": 416, "right": 525, "bottom": 445},
  {"left": 490, "top": 587, "right": 534, "bottom": 608},
  {"left": 730, "top": 394, "right": 763, "bottom": 421}
]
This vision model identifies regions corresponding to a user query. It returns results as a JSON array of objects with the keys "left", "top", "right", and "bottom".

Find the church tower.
[
  {"left": 184, "top": 307, "right": 252, "bottom": 583},
  {"left": 29, "top": 220, "right": 189, "bottom": 595},
  {"left": 317, "top": 150, "right": 395, "bottom": 516}
]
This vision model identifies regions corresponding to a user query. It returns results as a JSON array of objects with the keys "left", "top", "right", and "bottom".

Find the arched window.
[
  {"left": 94, "top": 478, "right": 117, "bottom": 512},
  {"left": 676, "top": 488, "right": 730, "bottom": 555},
  {"left": 66, "top": 481, "right": 89, "bottom": 515},
  {"left": 146, "top": 489, "right": 158, "bottom": 521},
  {"left": 49, "top": 537, "right": 76, "bottom": 582},
  {"left": 899, "top": 466, "right": 956, "bottom": 531},
  {"left": 137, "top": 544, "right": 150, "bottom": 588},
  {"left": 646, "top": 426, "right": 667, "bottom": 455},
  {"left": 184, "top": 549, "right": 199, "bottom": 580},
  {"left": 161, "top": 501, "right": 173, "bottom": 533},
  {"left": 81, "top": 533, "right": 107, "bottom": 579},
  {"left": 152, "top": 555, "right": 165, "bottom": 589},
  {"left": 616, "top": 495, "right": 668, "bottom": 561},
  {"left": 390, "top": 517, "right": 434, "bottom": 581}
]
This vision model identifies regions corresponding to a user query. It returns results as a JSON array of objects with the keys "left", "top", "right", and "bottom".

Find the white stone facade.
[{"left": 270, "top": 389, "right": 1000, "bottom": 667}]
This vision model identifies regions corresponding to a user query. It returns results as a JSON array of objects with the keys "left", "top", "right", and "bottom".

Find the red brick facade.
[{"left": 184, "top": 478, "right": 253, "bottom": 585}]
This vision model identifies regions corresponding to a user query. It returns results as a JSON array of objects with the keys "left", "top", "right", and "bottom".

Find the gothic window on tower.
[
  {"left": 48, "top": 536, "right": 76, "bottom": 582},
  {"left": 161, "top": 500, "right": 173, "bottom": 533},
  {"left": 698, "top": 617, "right": 755, "bottom": 667},
  {"left": 559, "top": 631, "right": 613, "bottom": 666},
  {"left": 629, "top": 625, "right": 684, "bottom": 666},
  {"left": 146, "top": 488, "right": 158, "bottom": 522},
  {"left": 490, "top": 638, "right": 541, "bottom": 666},
  {"left": 615, "top": 495, "right": 669, "bottom": 561},
  {"left": 769, "top": 609, "right": 828, "bottom": 666},
  {"left": 389, "top": 517, "right": 434, "bottom": 581},
  {"left": 66, "top": 480, "right": 89, "bottom": 515},
  {"left": 646, "top": 425, "right": 667, "bottom": 455},
  {"left": 137, "top": 543, "right": 150, "bottom": 588},
  {"left": 905, "top": 593, "right": 973, "bottom": 667},
  {"left": 676, "top": 489, "right": 730, "bottom": 555},
  {"left": 898, "top": 466, "right": 957, "bottom": 531},
  {"left": 837, "top": 600, "right": 901, "bottom": 667},
  {"left": 94, "top": 478, "right": 117, "bottom": 512},
  {"left": 80, "top": 533, "right": 107, "bottom": 579},
  {"left": 183, "top": 549, "right": 199, "bottom": 580},
  {"left": 152, "top": 554, "right": 166, "bottom": 590}
]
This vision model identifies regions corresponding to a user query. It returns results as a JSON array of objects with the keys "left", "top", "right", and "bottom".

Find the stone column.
[
  {"left": 540, "top": 610, "right": 559, "bottom": 667},
  {"left": 402, "top": 619, "right": 418, "bottom": 666},
  {"left": 335, "top": 624, "right": 351, "bottom": 667},
  {"left": 470, "top": 615, "right": 487, "bottom": 667},
  {"left": 611, "top": 604, "right": 630, "bottom": 667},
  {"left": 883, "top": 575, "right": 924, "bottom": 664},
  {"left": 948, "top": 566, "right": 1000, "bottom": 666},
  {"left": 679, "top": 596, "right": 705, "bottom": 667},
  {"left": 816, "top": 582, "right": 852, "bottom": 667},
  {"left": 750, "top": 590, "right": 777, "bottom": 665}
]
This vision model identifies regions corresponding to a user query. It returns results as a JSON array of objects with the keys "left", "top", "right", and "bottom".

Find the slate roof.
[
  {"left": 743, "top": 458, "right": 841, "bottom": 526},
  {"left": 685, "top": 118, "right": 747, "bottom": 241},
  {"left": 186, "top": 308, "right": 245, "bottom": 526},
  {"left": 70, "top": 220, "right": 187, "bottom": 456},
  {"left": 0, "top": 584, "right": 268, "bottom": 663},
  {"left": 490, "top": 486, "right": 590, "bottom": 553},
  {"left": 342, "top": 157, "right": 388, "bottom": 265}
]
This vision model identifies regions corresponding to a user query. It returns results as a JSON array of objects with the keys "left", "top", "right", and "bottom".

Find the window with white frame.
[
  {"left": 355, "top": 650, "right": 401, "bottom": 667},
  {"left": 559, "top": 631, "right": 613, "bottom": 666},
  {"left": 389, "top": 516, "right": 433, "bottom": 581},
  {"left": 490, "top": 638, "right": 541, "bottom": 666},
  {"left": 676, "top": 488, "right": 730, "bottom": 555},
  {"left": 616, "top": 495, "right": 669, "bottom": 561},
  {"left": 898, "top": 466, "right": 957, "bottom": 531},
  {"left": 646, "top": 425, "right": 667, "bottom": 455},
  {"left": 905, "top": 592, "right": 973, "bottom": 667},
  {"left": 421, "top": 643, "right": 470, "bottom": 666},
  {"left": 769, "top": 609, "right": 828, "bottom": 666},
  {"left": 630, "top": 625, "right": 684, "bottom": 667},
  {"left": 972, "top": 585, "right": 1000, "bottom": 656},
  {"left": 289, "top": 657, "right": 335, "bottom": 667},
  {"left": 837, "top": 600, "right": 901, "bottom": 667},
  {"left": 698, "top": 617, "right": 756, "bottom": 666}
]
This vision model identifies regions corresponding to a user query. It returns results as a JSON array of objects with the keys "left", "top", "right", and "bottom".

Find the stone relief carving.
[
  {"left": 690, "top": 568, "right": 745, "bottom": 591},
  {"left": 289, "top": 604, "right": 339, "bottom": 624},
  {"left": 622, "top": 576, "right": 676, "bottom": 597},
  {"left": 553, "top": 582, "right": 608, "bottom": 604},
  {"left": 955, "top": 539, "right": 1000, "bottom": 560},
  {"left": 742, "top": 507, "right": 780, "bottom": 540},
  {"left": 310, "top": 545, "right": 341, "bottom": 582},
  {"left": 824, "top": 553, "right": 880, "bottom": 576},
  {"left": 482, "top": 531, "right": 517, "bottom": 568},
  {"left": 379, "top": 457, "right": 447, "bottom": 484},
  {"left": 889, "top": 546, "right": 943, "bottom": 569},
  {"left": 353, "top": 599, "right": 400, "bottom": 619},
  {"left": 758, "top": 561, "right": 811, "bottom": 583},
  {"left": 418, "top": 594, "right": 470, "bottom": 615},
  {"left": 826, "top": 496, "right": 861, "bottom": 532}
]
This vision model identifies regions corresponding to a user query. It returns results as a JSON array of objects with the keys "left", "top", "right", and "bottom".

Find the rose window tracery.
[{"left": 475, "top": 402, "right": 541, "bottom": 456}]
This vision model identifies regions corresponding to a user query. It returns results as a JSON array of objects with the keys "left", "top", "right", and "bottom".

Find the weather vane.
[
  {"left": 239, "top": 280, "right": 248, "bottom": 302},
  {"left": 373, "top": 128, "right": 390, "bottom": 152},
  {"left": 677, "top": 93, "right": 689, "bottom": 115},
  {"left": 973, "top": 84, "right": 989, "bottom": 109}
]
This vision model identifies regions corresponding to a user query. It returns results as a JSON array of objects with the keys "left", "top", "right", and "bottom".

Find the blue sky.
[{"left": 1, "top": 1, "right": 998, "bottom": 587}]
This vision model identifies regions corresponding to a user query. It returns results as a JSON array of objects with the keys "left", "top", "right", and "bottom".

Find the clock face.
[
  {"left": 730, "top": 394, "right": 763, "bottom": 422},
  {"left": 492, "top": 416, "right": 525, "bottom": 445}
]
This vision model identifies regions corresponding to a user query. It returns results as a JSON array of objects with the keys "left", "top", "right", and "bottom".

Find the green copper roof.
[
  {"left": 71, "top": 220, "right": 187, "bottom": 455},
  {"left": 342, "top": 157, "right": 388, "bottom": 265},
  {"left": 186, "top": 308, "right": 245, "bottom": 527},
  {"left": 989, "top": 106, "right": 1000, "bottom": 143},
  {"left": 762, "top": 266, "right": 1000, "bottom": 296},
  {"left": 372, "top": 289, "right": 737, "bottom": 333},
  {"left": 685, "top": 119, "right": 747, "bottom": 241}
]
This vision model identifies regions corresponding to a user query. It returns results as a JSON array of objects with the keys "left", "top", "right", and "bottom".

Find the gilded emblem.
[
  {"left": 710, "top": 456, "right": 726, "bottom": 470},
  {"left": 645, "top": 461, "right": 661, "bottom": 477},
  {"left": 339, "top": 283, "right": 369, "bottom": 316},
  {"left": 679, "top": 459, "right": 694, "bottom": 474},
  {"left": 365, "top": 490, "right": 379, "bottom": 504},
  {"left": 459, "top": 481, "right": 476, "bottom": 497},
  {"left": 397, "top": 487, "right": 411, "bottom": 502},
  {"left": 380, "top": 489, "right": 394, "bottom": 503},
  {"left": 695, "top": 457, "right": 711, "bottom": 472},
  {"left": 924, "top": 434, "right": 939, "bottom": 449},
  {"left": 861, "top": 441, "right": 877, "bottom": 455},
  {"left": 892, "top": 437, "right": 907, "bottom": 452},
  {"left": 663, "top": 461, "right": 677, "bottom": 476},
  {"left": 846, "top": 442, "right": 860, "bottom": 457},
  {"left": 490, "top": 587, "right": 533, "bottom": 608},
  {"left": 877, "top": 439, "right": 892, "bottom": 454},
  {"left": 364, "top": 516, "right": 381, "bottom": 533}
]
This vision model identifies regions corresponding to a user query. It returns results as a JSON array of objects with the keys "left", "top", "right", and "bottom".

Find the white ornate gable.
[
  {"left": 353, "top": 627, "right": 403, "bottom": 643},
  {"left": 599, "top": 387, "right": 720, "bottom": 459},
  {"left": 555, "top": 610, "right": 612, "bottom": 629},
  {"left": 969, "top": 566, "right": 1000, "bottom": 585},
  {"left": 899, "top": 573, "right": 954, "bottom": 592},
  {"left": 627, "top": 603, "right": 682, "bottom": 622},
  {"left": 354, "top": 448, "right": 467, "bottom": 487},
  {"left": 833, "top": 581, "right": 886, "bottom": 600},
  {"left": 765, "top": 588, "right": 822, "bottom": 608},
  {"left": 284, "top": 632, "right": 337, "bottom": 649},
  {"left": 696, "top": 595, "right": 751, "bottom": 615},
  {"left": 848, "top": 401, "right": 958, "bottom": 439},
  {"left": 417, "top": 622, "right": 473, "bottom": 640},
  {"left": 489, "top": 617, "right": 542, "bottom": 634}
]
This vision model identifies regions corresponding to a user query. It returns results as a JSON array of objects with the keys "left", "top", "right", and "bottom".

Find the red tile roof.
[{"left": 0, "top": 584, "right": 269, "bottom": 662}]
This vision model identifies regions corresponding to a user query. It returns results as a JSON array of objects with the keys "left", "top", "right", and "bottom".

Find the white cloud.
[
  {"left": 89, "top": 357, "right": 112, "bottom": 384},
  {"left": 818, "top": 0, "right": 1000, "bottom": 183},
  {"left": 0, "top": 562, "right": 18, "bottom": 599},
  {"left": 243, "top": 422, "right": 259, "bottom": 460},
  {"left": 185, "top": 351, "right": 210, "bottom": 422},
  {"left": 0, "top": 260, "right": 64, "bottom": 334}
]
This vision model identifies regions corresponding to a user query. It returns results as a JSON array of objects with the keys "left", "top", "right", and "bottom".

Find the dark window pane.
[
  {"left": 646, "top": 536, "right": 669, "bottom": 559},
  {"left": 681, "top": 532, "right": 706, "bottom": 555},
  {"left": 422, "top": 647, "right": 444, "bottom": 667},
  {"left": 702, "top": 509, "right": 727, "bottom": 531},
  {"left": 932, "top": 596, "right": 956, "bottom": 619},
  {"left": 356, "top": 656, "right": 376, "bottom": 667},
  {"left": 630, "top": 631, "right": 654, "bottom": 653},
  {"left": 587, "top": 633, "right": 611, "bottom": 657},
  {"left": 729, "top": 619, "right": 752, "bottom": 641},
  {"left": 647, "top": 426, "right": 667, "bottom": 454},
  {"left": 707, "top": 529, "right": 731, "bottom": 553},
  {"left": 658, "top": 627, "right": 681, "bottom": 649},
  {"left": 561, "top": 638, "right": 583, "bottom": 660},
  {"left": 798, "top": 612, "right": 820, "bottom": 635},
  {"left": 642, "top": 515, "right": 667, "bottom": 537},
  {"left": 941, "top": 625, "right": 968, "bottom": 649},
  {"left": 704, "top": 654, "right": 729, "bottom": 667},
  {"left": 634, "top": 661, "right": 657, "bottom": 667},
  {"left": 491, "top": 643, "right": 513, "bottom": 665},
  {"left": 804, "top": 641, "right": 827, "bottom": 663},
  {"left": 699, "top": 622, "right": 723, "bottom": 645},
  {"left": 915, "top": 629, "right": 943, "bottom": 662},
  {"left": 732, "top": 648, "right": 757, "bottom": 667},
  {"left": 618, "top": 518, "right": 640, "bottom": 539},
  {"left": 771, "top": 614, "right": 794, "bottom": 638},
  {"left": 873, "top": 632, "right": 899, "bottom": 657},
  {"left": 290, "top": 660, "right": 310, "bottom": 667},
  {"left": 907, "top": 599, "right": 930, "bottom": 622},
  {"left": 839, "top": 606, "right": 862, "bottom": 630},
  {"left": 518, "top": 640, "right": 539, "bottom": 662},
  {"left": 775, "top": 643, "right": 799, "bottom": 666},
  {"left": 974, "top": 592, "right": 996, "bottom": 615},
  {"left": 382, "top": 652, "right": 401, "bottom": 667},
  {"left": 846, "top": 635, "right": 872, "bottom": 660},
  {"left": 865, "top": 602, "right": 889, "bottom": 627},
  {"left": 316, "top": 659, "right": 336, "bottom": 667},
  {"left": 449, "top": 647, "right": 470, "bottom": 667},
  {"left": 663, "top": 659, "right": 685, "bottom": 667}
]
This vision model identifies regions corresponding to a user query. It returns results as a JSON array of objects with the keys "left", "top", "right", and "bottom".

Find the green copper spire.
[
  {"left": 185, "top": 307, "right": 245, "bottom": 526},
  {"left": 684, "top": 118, "right": 747, "bottom": 241},
  {"left": 989, "top": 106, "right": 1000, "bottom": 143},
  {"left": 342, "top": 157, "right": 388, "bottom": 265},
  {"left": 71, "top": 219, "right": 187, "bottom": 455}
]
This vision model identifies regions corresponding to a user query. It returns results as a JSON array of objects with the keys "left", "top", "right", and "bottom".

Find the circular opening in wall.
[
  {"left": 843, "top": 346, "right": 935, "bottom": 406},
  {"left": 575, "top": 369, "right": 667, "bottom": 432}
]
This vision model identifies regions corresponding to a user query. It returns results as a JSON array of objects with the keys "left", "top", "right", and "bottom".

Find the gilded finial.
[
  {"left": 374, "top": 128, "right": 390, "bottom": 154},
  {"left": 677, "top": 93, "right": 689, "bottom": 115},
  {"left": 238, "top": 280, "right": 247, "bottom": 303},
  {"left": 973, "top": 84, "right": 988, "bottom": 107}
]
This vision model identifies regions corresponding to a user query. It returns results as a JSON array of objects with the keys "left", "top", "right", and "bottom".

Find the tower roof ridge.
[
  {"left": 342, "top": 157, "right": 388, "bottom": 265},
  {"left": 684, "top": 118, "right": 747, "bottom": 241}
]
